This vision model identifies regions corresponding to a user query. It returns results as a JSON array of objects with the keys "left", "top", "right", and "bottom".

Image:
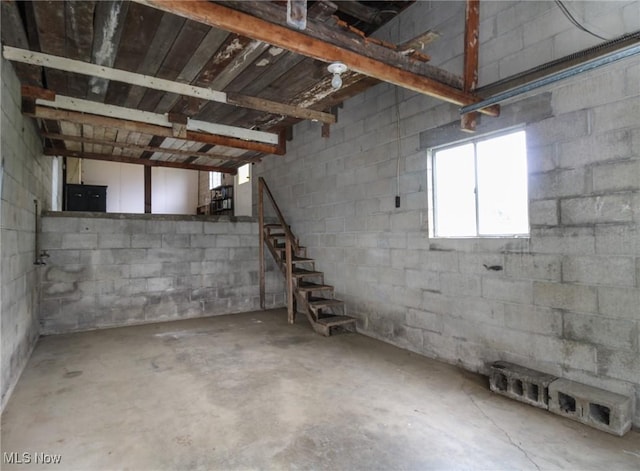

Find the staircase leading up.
[{"left": 258, "top": 178, "right": 356, "bottom": 336}]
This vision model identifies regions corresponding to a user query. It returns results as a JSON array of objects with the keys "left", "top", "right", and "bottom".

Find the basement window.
[
  {"left": 209, "top": 171, "right": 222, "bottom": 190},
  {"left": 429, "top": 129, "right": 529, "bottom": 238}
]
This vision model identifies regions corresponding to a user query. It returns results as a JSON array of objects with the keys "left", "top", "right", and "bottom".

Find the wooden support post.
[
  {"left": 258, "top": 178, "right": 265, "bottom": 310},
  {"left": 144, "top": 166, "right": 152, "bottom": 214},
  {"left": 461, "top": 0, "right": 480, "bottom": 131},
  {"left": 286, "top": 237, "right": 294, "bottom": 324}
]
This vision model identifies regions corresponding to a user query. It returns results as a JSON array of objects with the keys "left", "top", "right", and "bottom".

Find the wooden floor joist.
[
  {"left": 43, "top": 148, "right": 238, "bottom": 174},
  {"left": 40, "top": 133, "right": 261, "bottom": 163},
  {"left": 30, "top": 92, "right": 279, "bottom": 145},
  {"left": 3, "top": 45, "right": 336, "bottom": 124},
  {"left": 136, "top": 0, "right": 499, "bottom": 116},
  {"left": 25, "top": 106, "right": 284, "bottom": 155}
]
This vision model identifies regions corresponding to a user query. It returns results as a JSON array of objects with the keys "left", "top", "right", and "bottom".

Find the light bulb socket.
[
  {"left": 331, "top": 74, "right": 342, "bottom": 89},
  {"left": 327, "top": 62, "right": 347, "bottom": 90},
  {"left": 327, "top": 62, "right": 348, "bottom": 75}
]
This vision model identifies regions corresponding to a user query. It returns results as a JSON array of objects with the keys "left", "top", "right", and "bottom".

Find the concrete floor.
[{"left": 2, "top": 309, "right": 639, "bottom": 470}]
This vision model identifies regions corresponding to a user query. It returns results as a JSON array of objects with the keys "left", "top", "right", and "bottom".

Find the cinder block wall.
[
  {"left": 39, "top": 213, "right": 285, "bottom": 334},
  {"left": 253, "top": 1, "right": 640, "bottom": 426},
  {"left": 1, "top": 59, "right": 59, "bottom": 410}
]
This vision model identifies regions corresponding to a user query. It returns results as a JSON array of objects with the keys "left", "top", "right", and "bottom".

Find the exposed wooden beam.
[
  {"left": 26, "top": 106, "right": 283, "bottom": 155},
  {"left": 65, "top": 1, "right": 96, "bottom": 98},
  {"left": 27, "top": 91, "right": 279, "bottom": 144},
  {"left": 40, "top": 132, "right": 261, "bottom": 163},
  {"left": 220, "top": 1, "right": 458, "bottom": 86},
  {"left": 0, "top": 1, "right": 42, "bottom": 86},
  {"left": 308, "top": 0, "right": 338, "bottom": 23},
  {"left": 398, "top": 30, "right": 441, "bottom": 51},
  {"left": 144, "top": 166, "right": 152, "bottom": 213},
  {"left": 43, "top": 148, "right": 238, "bottom": 174},
  {"left": 87, "top": 0, "right": 129, "bottom": 101},
  {"left": 3, "top": 45, "right": 336, "bottom": 124},
  {"left": 461, "top": 0, "right": 480, "bottom": 131},
  {"left": 397, "top": 30, "right": 438, "bottom": 62},
  {"left": 136, "top": 0, "right": 499, "bottom": 116}
]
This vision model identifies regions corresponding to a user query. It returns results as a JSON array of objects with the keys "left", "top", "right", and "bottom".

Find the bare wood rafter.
[
  {"left": 3, "top": 46, "right": 336, "bottom": 124},
  {"left": 26, "top": 106, "right": 284, "bottom": 155},
  {"left": 20, "top": 87, "right": 281, "bottom": 146},
  {"left": 461, "top": 0, "right": 480, "bottom": 131},
  {"left": 43, "top": 148, "right": 237, "bottom": 174},
  {"left": 41, "top": 132, "right": 261, "bottom": 163},
  {"left": 135, "top": 0, "right": 499, "bottom": 116},
  {"left": 308, "top": 0, "right": 338, "bottom": 23},
  {"left": 87, "top": 0, "right": 129, "bottom": 101},
  {"left": 0, "top": 1, "right": 42, "bottom": 86},
  {"left": 398, "top": 31, "right": 441, "bottom": 52},
  {"left": 222, "top": 1, "right": 441, "bottom": 75}
]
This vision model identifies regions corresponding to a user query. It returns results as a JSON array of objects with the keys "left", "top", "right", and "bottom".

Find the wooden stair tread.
[
  {"left": 264, "top": 223, "right": 282, "bottom": 229},
  {"left": 315, "top": 315, "right": 356, "bottom": 327},
  {"left": 308, "top": 297, "right": 344, "bottom": 308},
  {"left": 280, "top": 255, "right": 315, "bottom": 264},
  {"left": 275, "top": 243, "right": 306, "bottom": 250},
  {"left": 291, "top": 255, "right": 314, "bottom": 263},
  {"left": 297, "top": 282, "right": 334, "bottom": 292},
  {"left": 292, "top": 268, "right": 323, "bottom": 278}
]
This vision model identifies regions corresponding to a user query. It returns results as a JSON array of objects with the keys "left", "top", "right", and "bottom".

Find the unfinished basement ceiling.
[{"left": 1, "top": 0, "right": 474, "bottom": 174}]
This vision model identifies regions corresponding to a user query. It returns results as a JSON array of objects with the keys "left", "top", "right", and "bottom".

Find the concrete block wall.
[
  {"left": 39, "top": 213, "right": 285, "bottom": 334},
  {"left": 1, "top": 59, "right": 59, "bottom": 410},
  {"left": 253, "top": 1, "right": 640, "bottom": 426}
]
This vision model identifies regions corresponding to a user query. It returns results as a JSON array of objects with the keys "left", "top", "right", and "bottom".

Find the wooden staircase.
[{"left": 258, "top": 178, "right": 356, "bottom": 336}]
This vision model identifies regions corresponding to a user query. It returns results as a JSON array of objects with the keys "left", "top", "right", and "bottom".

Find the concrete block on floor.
[
  {"left": 548, "top": 378, "right": 632, "bottom": 436},
  {"left": 489, "top": 361, "right": 557, "bottom": 409}
]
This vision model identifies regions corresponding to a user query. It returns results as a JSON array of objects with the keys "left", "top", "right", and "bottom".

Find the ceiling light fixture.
[{"left": 327, "top": 62, "right": 347, "bottom": 90}]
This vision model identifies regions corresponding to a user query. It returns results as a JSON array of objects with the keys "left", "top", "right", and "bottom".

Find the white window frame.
[{"left": 427, "top": 127, "right": 529, "bottom": 238}]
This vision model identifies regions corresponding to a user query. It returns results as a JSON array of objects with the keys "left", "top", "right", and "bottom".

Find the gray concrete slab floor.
[{"left": 2, "top": 309, "right": 639, "bottom": 470}]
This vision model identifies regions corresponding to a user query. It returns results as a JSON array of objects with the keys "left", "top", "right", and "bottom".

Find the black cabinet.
[{"left": 65, "top": 184, "right": 107, "bottom": 212}]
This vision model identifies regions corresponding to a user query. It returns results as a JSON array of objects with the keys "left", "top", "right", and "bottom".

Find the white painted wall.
[
  {"left": 81, "top": 162, "right": 198, "bottom": 214},
  {"left": 152, "top": 167, "right": 198, "bottom": 214},
  {"left": 82, "top": 161, "right": 144, "bottom": 213}
]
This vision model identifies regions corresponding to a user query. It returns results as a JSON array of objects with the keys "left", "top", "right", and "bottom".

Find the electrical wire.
[
  {"left": 394, "top": 86, "right": 401, "bottom": 200},
  {"left": 554, "top": 0, "right": 610, "bottom": 41}
]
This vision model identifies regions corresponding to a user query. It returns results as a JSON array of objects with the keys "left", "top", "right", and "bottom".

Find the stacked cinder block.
[
  {"left": 549, "top": 379, "right": 632, "bottom": 436},
  {"left": 489, "top": 361, "right": 633, "bottom": 436},
  {"left": 489, "top": 361, "right": 556, "bottom": 409}
]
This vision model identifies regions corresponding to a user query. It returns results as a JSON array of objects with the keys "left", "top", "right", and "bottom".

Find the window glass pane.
[
  {"left": 476, "top": 131, "right": 529, "bottom": 235},
  {"left": 434, "top": 144, "right": 477, "bottom": 237}
]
